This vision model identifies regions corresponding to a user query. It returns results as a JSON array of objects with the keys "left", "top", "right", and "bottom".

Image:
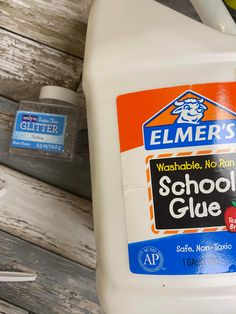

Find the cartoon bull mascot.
[{"left": 172, "top": 98, "right": 207, "bottom": 124}]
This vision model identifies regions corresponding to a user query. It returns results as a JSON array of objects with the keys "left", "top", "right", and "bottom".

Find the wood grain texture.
[
  {"left": 0, "top": 0, "right": 92, "bottom": 58},
  {"left": 0, "top": 165, "right": 95, "bottom": 269},
  {"left": 0, "top": 96, "right": 91, "bottom": 199},
  {"left": 0, "top": 299, "right": 29, "bottom": 314},
  {"left": 0, "top": 231, "right": 102, "bottom": 314},
  {"left": 0, "top": 29, "right": 82, "bottom": 101}
]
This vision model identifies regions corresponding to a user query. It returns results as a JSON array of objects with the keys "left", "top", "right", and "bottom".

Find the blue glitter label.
[{"left": 11, "top": 111, "right": 66, "bottom": 153}]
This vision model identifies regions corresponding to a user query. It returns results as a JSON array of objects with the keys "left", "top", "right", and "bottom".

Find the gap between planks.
[
  {"left": 0, "top": 25, "right": 83, "bottom": 60},
  {"left": 0, "top": 298, "right": 30, "bottom": 314}
]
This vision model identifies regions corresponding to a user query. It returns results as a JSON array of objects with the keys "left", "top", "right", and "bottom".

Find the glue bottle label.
[{"left": 117, "top": 82, "right": 236, "bottom": 275}]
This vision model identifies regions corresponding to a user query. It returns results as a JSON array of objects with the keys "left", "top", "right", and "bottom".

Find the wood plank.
[
  {"left": 0, "top": 165, "right": 95, "bottom": 269},
  {"left": 0, "top": 0, "right": 92, "bottom": 58},
  {"left": 0, "top": 96, "right": 91, "bottom": 199},
  {"left": 0, "top": 299, "right": 28, "bottom": 314},
  {"left": 0, "top": 152, "right": 91, "bottom": 199},
  {"left": 0, "top": 230, "right": 102, "bottom": 314},
  {"left": 0, "top": 29, "right": 82, "bottom": 101}
]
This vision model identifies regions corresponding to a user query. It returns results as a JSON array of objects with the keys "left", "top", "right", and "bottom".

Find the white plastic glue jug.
[{"left": 83, "top": 1, "right": 236, "bottom": 313}]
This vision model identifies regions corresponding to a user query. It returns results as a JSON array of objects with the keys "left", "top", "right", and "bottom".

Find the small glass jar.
[{"left": 10, "top": 86, "right": 80, "bottom": 160}]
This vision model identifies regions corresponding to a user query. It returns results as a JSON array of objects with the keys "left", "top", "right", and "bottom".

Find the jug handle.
[{"left": 190, "top": 0, "right": 236, "bottom": 34}]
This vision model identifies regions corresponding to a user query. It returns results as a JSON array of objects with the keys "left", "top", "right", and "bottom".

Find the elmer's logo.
[
  {"left": 143, "top": 90, "right": 236, "bottom": 150},
  {"left": 172, "top": 97, "right": 207, "bottom": 124}
]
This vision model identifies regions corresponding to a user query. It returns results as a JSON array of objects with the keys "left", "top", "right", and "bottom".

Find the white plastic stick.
[
  {"left": 0, "top": 272, "right": 37, "bottom": 282},
  {"left": 190, "top": 0, "right": 236, "bottom": 34}
]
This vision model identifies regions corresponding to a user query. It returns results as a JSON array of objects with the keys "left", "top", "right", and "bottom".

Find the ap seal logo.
[{"left": 138, "top": 246, "right": 164, "bottom": 273}]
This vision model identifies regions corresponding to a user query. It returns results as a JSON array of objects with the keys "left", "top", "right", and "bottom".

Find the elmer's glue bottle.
[{"left": 83, "top": 1, "right": 236, "bottom": 313}]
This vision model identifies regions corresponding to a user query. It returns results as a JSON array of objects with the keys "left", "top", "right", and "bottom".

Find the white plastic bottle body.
[{"left": 83, "top": 1, "right": 236, "bottom": 313}]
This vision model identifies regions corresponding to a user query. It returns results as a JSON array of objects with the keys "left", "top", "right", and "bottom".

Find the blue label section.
[
  {"left": 143, "top": 120, "right": 236, "bottom": 150},
  {"left": 129, "top": 232, "right": 236, "bottom": 275},
  {"left": 11, "top": 140, "right": 64, "bottom": 152},
  {"left": 11, "top": 111, "right": 66, "bottom": 153}
]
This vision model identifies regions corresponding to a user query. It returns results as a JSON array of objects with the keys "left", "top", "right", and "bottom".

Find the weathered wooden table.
[{"left": 0, "top": 1, "right": 199, "bottom": 313}]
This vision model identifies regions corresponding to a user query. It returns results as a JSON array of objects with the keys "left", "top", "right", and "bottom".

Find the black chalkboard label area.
[{"left": 150, "top": 153, "right": 236, "bottom": 230}]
